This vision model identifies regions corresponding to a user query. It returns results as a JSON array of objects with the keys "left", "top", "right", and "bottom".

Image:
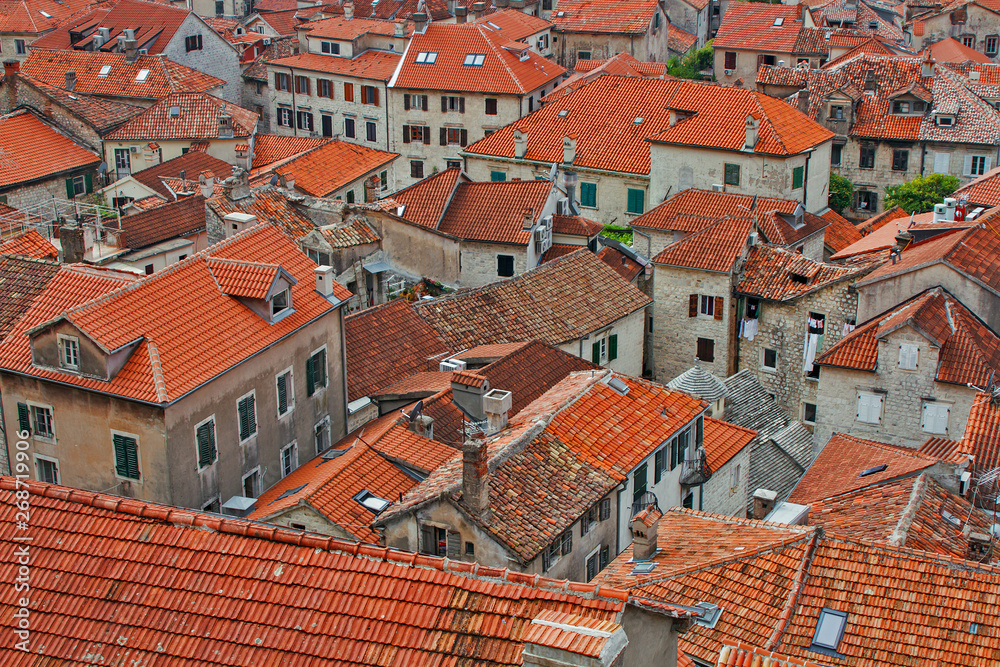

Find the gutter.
[{"left": 456, "top": 151, "right": 650, "bottom": 181}]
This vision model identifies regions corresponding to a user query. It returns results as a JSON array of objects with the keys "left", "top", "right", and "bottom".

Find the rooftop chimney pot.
[
  {"left": 752, "top": 488, "right": 777, "bottom": 520},
  {"left": 631, "top": 505, "right": 662, "bottom": 561},
  {"left": 462, "top": 436, "right": 491, "bottom": 520}
]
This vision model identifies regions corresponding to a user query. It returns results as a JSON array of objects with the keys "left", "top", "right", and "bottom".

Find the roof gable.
[
  {"left": 0, "top": 111, "right": 100, "bottom": 188},
  {"left": 437, "top": 180, "right": 553, "bottom": 244}
]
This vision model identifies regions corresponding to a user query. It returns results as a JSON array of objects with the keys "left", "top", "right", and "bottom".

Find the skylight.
[
  {"left": 135, "top": 69, "right": 150, "bottom": 82},
  {"left": 694, "top": 602, "right": 723, "bottom": 629},
  {"left": 487, "top": 21, "right": 500, "bottom": 29},
  {"left": 811, "top": 608, "right": 848, "bottom": 653},
  {"left": 463, "top": 53, "right": 486, "bottom": 66},
  {"left": 557, "top": 109, "right": 569, "bottom": 118},
  {"left": 354, "top": 490, "right": 391, "bottom": 513},
  {"left": 275, "top": 484, "right": 307, "bottom": 501},
  {"left": 98, "top": 65, "right": 112, "bottom": 77},
  {"left": 630, "top": 562, "right": 656, "bottom": 575},
  {"left": 608, "top": 377, "right": 630, "bottom": 396},
  {"left": 774, "top": 17, "right": 784, "bottom": 26},
  {"left": 415, "top": 51, "right": 437, "bottom": 64},
  {"left": 858, "top": 463, "right": 887, "bottom": 478},
  {"left": 169, "top": 106, "right": 181, "bottom": 117},
  {"left": 39, "top": 10, "right": 52, "bottom": 18}
]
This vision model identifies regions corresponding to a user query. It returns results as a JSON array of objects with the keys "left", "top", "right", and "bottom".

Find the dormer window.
[
  {"left": 58, "top": 335, "right": 80, "bottom": 370},
  {"left": 463, "top": 53, "right": 486, "bottom": 66},
  {"left": 830, "top": 104, "right": 844, "bottom": 120},
  {"left": 936, "top": 115, "right": 955, "bottom": 126},
  {"left": 893, "top": 101, "right": 910, "bottom": 114},
  {"left": 415, "top": 51, "right": 437, "bottom": 63},
  {"left": 320, "top": 41, "right": 340, "bottom": 54},
  {"left": 271, "top": 288, "right": 289, "bottom": 317}
]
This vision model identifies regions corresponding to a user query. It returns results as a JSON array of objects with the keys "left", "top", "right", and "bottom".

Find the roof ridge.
[
  {"left": 887, "top": 472, "right": 927, "bottom": 547},
  {"left": 479, "top": 23, "right": 527, "bottom": 94},
  {"left": 764, "top": 530, "right": 820, "bottom": 651},
  {"left": 146, "top": 339, "right": 169, "bottom": 402},
  {"left": 3, "top": 476, "right": 632, "bottom": 604},
  {"left": 821, "top": 529, "right": 1000, "bottom": 575}
]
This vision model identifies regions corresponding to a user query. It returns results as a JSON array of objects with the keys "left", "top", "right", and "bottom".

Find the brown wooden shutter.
[
  {"left": 344, "top": 82, "right": 353, "bottom": 101},
  {"left": 421, "top": 95, "right": 428, "bottom": 111},
  {"left": 402, "top": 125, "right": 410, "bottom": 143},
  {"left": 460, "top": 129, "right": 468, "bottom": 146},
  {"left": 459, "top": 96, "right": 465, "bottom": 113},
  {"left": 373, "top": 87, "right": 379, "bottom": 106},
  {"left": 714, "top": 296, "right": 724, "bottom": 320},
  {"left": 423, "top": 130, "right": 430, "bottom": 145},
  {"left": 403, "top": 94, "right": 410, "bottom": 110},
  {"left": 440, "top": 127, "right": 447, "bottom": 145},
  {"left": 757, "top": 54, "right": 765, "bottom": 68},
  {"left": 688, "top": 294, "right": 698, "bottom": 318},
  {"left": 446, "top": 531, "right": 461, "bottom": 559},
  {"left": 441, "top": 95, "right": 448, "bottom": 112}
]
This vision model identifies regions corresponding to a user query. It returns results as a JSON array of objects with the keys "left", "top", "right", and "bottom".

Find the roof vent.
[
  {"left": 970, "top": 70, "right": 981, "bottom": 82},
  {"left": 322, "top": 447, "right": 351, "bottom": 460},
  {"left": 630, "top": 561, "right": 656, "bottom": 575},
  {"left": 608, "top": 376, "right": 630, "bottom": 395},
  {"left": 221, "top": 496, "right": 257, "bottom": 517},
  {"left": 557, "top": 109, "right": 568, "bottom": 118},
  {"left": 858, "top": 463, "right": 887, "bottom": 477},
  {"left": 693, "top": 602, "right": 723, "bottom": 629}
]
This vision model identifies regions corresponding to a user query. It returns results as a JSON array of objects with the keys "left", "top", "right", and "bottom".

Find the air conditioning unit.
[
  {"left": 712, "top": 183, "right": 723, "bottom": 191},
  {"left": 724, "top": 68, "right": 733, "bottom": 75},
  {"left": 263, "top": 37, "right": 271, "bottom": 45},
  {"left": 960, "top": 471, "right": 973, "bottom": 496},
  {"left": 138, "top": 48, "right": 148, "bottom": 55},
  {"left": 129, "top": 145, "right": 140, "bottom": 153},
  {"left": 439, "top": 358, "right": 468, "bottom": 372},
  {"left": 534, "top": 225, "right": 551, "bottom": 253}
]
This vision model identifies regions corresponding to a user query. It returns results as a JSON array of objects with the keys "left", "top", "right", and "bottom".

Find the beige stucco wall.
[
  {"left": 910, "top": 6, "right": 1000, "bottom": 52},
  {"left": 620, "top": 606, "right": 680, "bottom": 667},
  {"left": 364, "top": 211, "right": 463, "bottom": 285},
  {"left": 555, "top": 21, "right": 669, "bottom": 70},
  {"left": 259, "top": 503, "right": 359, "bottom": 540},
  {"left": 104, "top": 138, "right": 251, "bottom": 174}
]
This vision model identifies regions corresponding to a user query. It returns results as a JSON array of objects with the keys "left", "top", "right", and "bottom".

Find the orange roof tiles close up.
[
  {"left": 713, "top": 2, "right": 806, "bottom": 53},
  {"left": 251, "top": 133, "right": 327, "bottom": 170},
  {"left": 703, "top": 418, "right": 756, "bottom": 471},
  {"left": 250, "top": 139, "right": 397, "bottom": 198},
  {"left": 653, "top": 216, "right": 753, "bottom": 274},
  {"left": 820, "top": 207, "right": 863, "bottom": 251},
  {"left": 31, "top": 0, "right": 191, "bottom": 53},
  {"left": 129, "top": 150, "right": 233, "bottom": 199},
  {"left": 270, "top": 49, "right": 402, "bottom": 81},
  {"left": 551, "top": 0, "right": 659, "bottom": 34},
  {"left": 437, "top": 180, "right": 552, "bottom": 244},
  {"left": 736, "top": 244, "right": 877, "bottom": 301},
  {"left": 388, "top": 168, "right": 464, "bottom": 229},
  {"left": 105, "top": 92, "right": 258, "bottom": 141},
  {"left": 0, "top": 229, "right": 58, "bottom": 260},
  {"left": 0, "top": 111, "right": 100, "bottom": 188},
  {"left": 473, "top": 8, "right": 551, "bottom": 41},
  {"left": 0, "top": 255, "right": 61, "bottom": 340},
  {"left": 954, "top": 166, "right": 1000, "bottom": 206},
  {"left": 118, "top": 194, "right": 205, "bottom": 249}
]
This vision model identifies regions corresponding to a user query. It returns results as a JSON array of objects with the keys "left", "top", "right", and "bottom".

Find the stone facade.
[
  {"left": 909, "top": 5, "right": 1000, "bottom": 53},
  {"left": 665, "top": 0, "right": 711, "bottom": 47},
  {"left": 701, "top": 445, "right": 750, "bottom": 518},
  {"left": 1, "top": 167, "right": 99, "bottom": 209},
  {"left": 161, "top": 14, "right": 242, "bottom": 103},
  {"left": 554, "top": 14, "right": 670, "bottom": 70},
  {"left": 103, "top": 137, "right": 253, "bottom": 172},
  {"left": 813, "top": 325, "right": 978, "bottom": 449},
  {"left": 0, "top": 75, "right": 109, "bottom": 152}
]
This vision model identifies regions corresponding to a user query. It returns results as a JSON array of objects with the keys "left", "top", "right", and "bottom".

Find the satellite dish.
[
  {"left": 98, "top": 161, "right": 108, "bottom": 174},
  {"left": 270, "top": 174, "right": 280, "bottom": 186},
  {"left": 408, "top": 400, "right": 424, "bottom": 421},
  {"left": 548, "top": 162, "right": 558, "bottom": 181}
]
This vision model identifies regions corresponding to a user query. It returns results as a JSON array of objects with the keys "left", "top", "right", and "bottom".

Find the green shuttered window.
[{"left": 113, "top": 434, "right": 140, "bottom": 479}]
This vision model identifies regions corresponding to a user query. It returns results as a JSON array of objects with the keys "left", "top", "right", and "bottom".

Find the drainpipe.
[
  {"left": 339, "top": 308, "right": 349, "bottom": 433},
  {"left": 615, "top": 484, "right": 624, "bottom": 556},
  {"left": 803, "top": 149, "right": 811, "bottom": 209}
]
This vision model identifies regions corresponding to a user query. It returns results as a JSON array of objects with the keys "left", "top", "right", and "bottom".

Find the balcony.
[
  {"left": 630, "top": 491, "right": 659, "bottom": 519},
  {"left": 680, "top": 450, "right": 713, "bottom": 487}
]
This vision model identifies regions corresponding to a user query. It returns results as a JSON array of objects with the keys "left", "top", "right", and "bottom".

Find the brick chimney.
[
  {"left": 64, "top": 71, "right": 76, "bottom": 91},
  {"left": 630, "top": 505, "right": 662, "bottom": 561},
  {"left": 521, "top": 207, "right": 534, "bottom": 230},
  {"left": 3, "top": 60, "right": 18, "bottom": 111},
  {"left": 3, "top": 60, "right": 19, "bottom": 77},
  {"left": 752, "top": 488, "right": 777, "bottom": 520},
  {"left": 364, "top": 174, "right": 379, "bottom": 203},
  {"left": 462, "top": 433, "right": 490, "bottom": 520}
]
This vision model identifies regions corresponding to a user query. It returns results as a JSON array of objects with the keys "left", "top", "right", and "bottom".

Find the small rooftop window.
[
  {"left": 774, "top": 17, "right": 784, "bottom": 26},
  {"left": 557, "top": 109, "right": 569, "bottom": 118},
  {"left": 634, "top": 116, "right": 643, "bottom": 125},
  {"left": 694, "top": 602, "right": 723, "bottom": 629},
  {"left": 487, "top": 21, "right": 500, "bottom": 29},
  {"left": 271, "top": 288, "right": 289, "bottom": 317},
  {"left": 98, "top": 65, "right": 112, "bottom": 77},
  {"left": 169, "top": 106, "right": 181, "bottom": 117},
  {"left": 942, "top": 509, "right": 961, "bottom": 527},
  {"left": 608, "top": 377, "right": 630, "bottom": 396},
  {"left": 631, "top": 561, "right": 656, "bottom": 575},
  {"left": 39, "top": 9, "right": 52, "bottom": 17},
  {"left": 135, "top": 69, "right": 150, "bottom": 82},
  {"left": 415, "top": 51, "right": 437, "bottom": 64},
  {"left": 811, "top": 608, "right": 848, "bottom": 653},
  {"left": 463, "top": 53, "right": 486, "bottom": 66},
  {"left": 275, "top": 483, "right": 307, "bottom": 501},
  {"left": 354, "top": 490, "right": 391, "bottom": 513},
  {"left": 858, "top": 463, "right": 887, "bottom": 477}
]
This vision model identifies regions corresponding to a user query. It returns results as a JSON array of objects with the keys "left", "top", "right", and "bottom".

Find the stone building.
[
  {"left": 813, "top": 287, "right": 1000, "bottom": 449},
  {"left": 712, "top": 3, "right": 819, "bottom": 89},
  {"left": 550, "top": 0, "right": 670, "bottom": 69},
  {"left": 908, "top": 0, "right": 1000, "bottom": 54}
]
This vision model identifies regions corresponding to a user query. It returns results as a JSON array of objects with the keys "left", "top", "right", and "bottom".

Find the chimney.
[
  {"left": 314, "top": 264, "right": 336, "bottom": 297},
  {"left": 450, "top": 371, "right": 489, "bottom": 420},
  {"left": 932, "top": 202, "right": 947, "bottom": 222},
  {"left": 522, "top": 612, "right": 628, "bottom": 667},
  {"left": 744, "top": 115, "right": 759, "bottom": 150},
  {"left": 668, "top": 109, "right": 678, "bottom": 127},
  {"left": 413, "top": 11, "right": 428, "bottom": 32},
  {"left": 562, "top": 134, "right": 577, "bottom": 164},
  {"left": 218, "top": 114, "right": 233, "bottom": 138},
  {"left": 630, "top": 505, "right": 662, "bottom": 561},
  {"left": 797, "top": 88, "right": 810, "bottom": 114},
  {"left": 462, "top": 434, "right": 490, "bottom": 520},
  {"left": 471, "top": 1, "right": 486, "bottom": 19},
  {"left": 521, "top": 206, "right": 534, "bottom": 230},
  {"left": 60, "top": 224, "right": 86, "bottom": 263},
  {"left": 495, "top": 0, "right": 509, "bottom": 6},
  {"left": 3, "top": 60, "right": 19, "bottom": 78},
  {"left": 922, "top": 50, "right": 935, "bottom": 78},
  {"left": 964, "top": 526, "right": 992, "bottom": 561},
  {"left": 344, "top": 1, "right": 353, "bottom": 18},
  {"left": 198, "top": 170, "right": 215, "bottom": 198},
  {"left": 279, "top": 171, "right": 296, "bottom": 191},
  {"left": 944, "top": 196, "right": 957, "bottom": 220},
  {"left": 513, "top": 128, "right": 527, "bottom": 158},
  {"left": 752, "top": 488, "right": 777, "bottom": 520},
  {"left": 447, "top": 0, "right": 457, "bottom": 13},
  {"left": 483, "top": 388, "right": 512, "bottom": 434},
  {"left": 124, "top": 39, "right": 139, "bottom": 62},
  {"left": 864, "top": 67, "right": 877, "bottom": 91},
  {"left": 64, "top": 70, "right": 78, "bottom": 91},
  {"left": 562, "top": 170, "right": 577, "bottom": 212},
  {"left": 409, "top": 413, "right": 434, "bottom": 440},
  {"left": 394, "top": 20, "right": 405, "bottom": 36},
  {"left": 455, "top": 5, "right": 468, "bottom": 22},
  {"left": 92, "top": 33, "right": 103, "bottom": 49},
  {"left": 222, "top": 211, "right": 257, "bottom": 236},
  {"left": 363, "top": 174, "right": 379, "bottom": 202}
]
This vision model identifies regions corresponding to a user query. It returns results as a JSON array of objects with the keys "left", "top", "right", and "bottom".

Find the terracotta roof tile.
[
  {"left": 954, "top": 166, "right": 1000, "bottom": 206},
  {"left": 21, "top": 49, "right": 224, "bottom": 101},
  {"left": 15, "top": 75, "right": 144, "bottom": 134},
  {"left": 668, "top": 24, "right": 698, "bottom": 53},
  {"left": 551, "top": 214, "right": 602, "bottom": 236},
  {"left": 413, "top": 249, "right": 651, "bottom": 349},
  {"left": 930, "top": 36, "right": 993, "bottom": 63},
  {"left": 0, "top": 0, "right": 107, "bottom": 34},
  {"left": 207, "top": 186, "right": 316, "bottom": 238},
  {"left": 388, "top": 168, "right": 465, "bottom": 229},
  {"left": 473, "top": 8, "right": 551, "bottom": 41},
  {"left": 821, "top": 207, "right": 863, "bottom": 251},
  {"left": 0, "top": 229, "right": 58, "bottom": 260},
  {"left": 452, "top": 342, "right": 528, "bottom": 362},
  {"left": 958, "top": 392, "right": 1000, "bottom": 471},
  {"left": 0, "top": 224, "right": 349, "bottom": 403},
  {"left": 653, "top": 216, "right": 753, "bottom": 273},
  {"left": 250, "top": 139, "right": 397, "bottom": 198},
  {"left": 31, "top": 0, "right": 191, "bottom": 53},
  {"left": 548, "top": 52, "right": 669, "bottom": 100},
  {"left": 242, "top": 37, "right": 298, "bottom": 80},
  {"left": 541, "top": 242, "right": 583, "bottom": 262},
  {"left": 596, "top": 246, "right": 643, "bottom": 281},
  {"left": 344, "top": 299, "right": 451, "bottom": 400},
  {"left": 713, "top": 2, "right": 806, "bottom": 52},
  {"left": 0, "top": 476, "right": 629, "bottom": 664},
  {"left": 437, "top": 180, "right": 552, "bottom": 244},
  {"left": 0, "top": 111, "right": 100, "bottom": 188},
  {"left": 130, "top": 151, "right": 233, "bottom": 199},
  {"left": 0, "top": 255, "right": 60, "bottom": 340},
  {"left": 270, "top": 49, "right": 401, "bottom": 81},
  {"left": 251, "top": 133, "right": 327, "bottom": 170},
  {"left": 392, "top": 23, "right": 564, "bottom": 93},
  {"left": 736, "top": 244, "right": 876, "bottom": 301},
  {"left": 703, "top": 418, "right": 755, "bottom": 470},
  {"left": 118, "top": 194, "right": 205, "bottom": 249},
  {"left": 300, "top": 14, "right": 411, "bottom": 39},
  {"left": 551, "top": 0, "right": 659, "bottom": 34},
  {"left": 106, "top": 92, "right": 257, "bottom": 141},
  {"left": 854, "top": 203, "right": 909, "bottom": 235},
  {"left": 205, "top": 256, "right": 286, "bottom": 300},
  {"left": 371, "top": 370, "right": 454, "bottom": 398},
  {"left": 831, "top": 208, "right": 915, "bottom": 259}
]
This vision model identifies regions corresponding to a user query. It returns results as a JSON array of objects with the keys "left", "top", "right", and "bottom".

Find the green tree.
[
  {"left": 828, "top": 173, "right": 853, "bottom": 214},
  {"left": 666, "top": 40, "right": 714, "bottom": 80},
  {"left": 884, "top": 174, "right": 961, "bottom": 214}
]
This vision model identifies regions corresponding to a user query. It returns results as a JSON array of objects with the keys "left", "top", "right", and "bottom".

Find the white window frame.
[
  {"left": 280, "top": 440, "right": 298, "bottom": 478},
  {"left": 857, "top": 391, "right": 884, "bottom": 425},
  {"left": 242, "top": 466, "right": 261, "bottom": 498},
  {"left": 57, "top": 333, "right": 80, "bottom": 370},
  {"left": 898, "top": 343, "right": 919, "bottom": 371},
  {"left": 921, "top": 401, "right": 950, "bottom": 435},
  {"left": 271, "top": 288, "right": 290, "bottom": 318},
  {"left": 699, "top": 294, "right": 715, "bottom": 317},
  {"left": 595, "top": 331, "right": 610, "bottom": 364},
  {"left": 194, "top": 414, "right": 217, "bottom": 470},
  {"left": 27, "top": 401, "right": 55, "bottom": 442},
  {"left": 236, "top": 389, "right": 257, "bottom": 444},
  {"left": 276, "top": 366, "right": 295, "bottom": 418},
  {"left": 762, "top": 348, "right": 778, "bottom": 373},
  {"left": 110, "top": 428, "right": 142, "bottom": 482},
  {"left": 309, "top": 344, "right": 329, "bottom": 395},
  {"left": 314, "top": 414, "right": 331, "bottom": 455},
  {"left": 201, "top": 495, "right": 222, "bottom": 513},
  {"left": 35, "top": 453, "right": 60, "bottom": 484}
]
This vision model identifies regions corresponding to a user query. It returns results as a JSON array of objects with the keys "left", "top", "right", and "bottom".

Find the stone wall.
[
  {"left": 0, "top": 76, "right": 103, "bottom": 151},
  {"left": 910, "top": 5, "right": 1000, "bottom": 52},
  {"left": 163, "top": 15, "right": 242, "bottom": 103},
  {"left": 555, "top": 22, "right": 669, "bottom": 69},
  {"left": 2, "top": 170, "right": 98, "bottom": 209},
  {"left": 459, "top": 241, "right": 529, "bottom": 287},
  {"left": 701, "top": 444, "right": 751, "bottom": 517}
]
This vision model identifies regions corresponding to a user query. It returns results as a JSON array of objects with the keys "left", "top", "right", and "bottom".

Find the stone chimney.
[
  {"left": 630, "top": 505, "right": 662, "bottom": 561},
  {"left": 562, "top": 170, "right": 577, "bottom": 211},
  {"left": 483, "top": 388, "right": 512, "bottom": 434},
  {"left": 513, "top": 128, "right": 527, "bottom": 158},
  {"left": 744, "top": 115, "right": 759, "bottom": 150},
  {"left": 279, "top": 171, "right": 296, "bottom": 191},
  {"left": 222, "top": 211, "right": 257, "bottom": 237},
  {"left": 124, "top": 39, "right": 139, "bottom": 62},
  {"left": 364, "top": 174, "right": 379, "bottom": 203},
  {"left": 562, "top": 134, "right": 577, "bottom": 164},
  {"left": 965, "top": 526, "right": 992, "bottom": 561},
  {"left": 4, "top": 61, "right": 18, "bottom": 111},
  {"left": 394, "top": 20, "right": 405, "bottom": 36},
  {"left": 450, "top": 371, "right": 489, "bottom": 420},
  {"left": 495, "top": 0, "right": 509, "bottom": 7},
  {"left": 198, "top": 171, "right": 215, "bottom": 198},
  {"left": 864, "top": 67, "right": 877, "bottom": 91},
  {"left": 462, "top": 433, "right": 490, "bottom": 520},
  {"left": 344, "top": 0, "right": 354, "bottom": 18},
  {"left": 797, "top": 88, "right": 810, "bottom": 114},
  {"left": 752, "top": 488, "right": 777, "bottom": 520},
  {"left": 921, "top": 50, "right": 935, "bottom": 78},
  {"left": 413, "top": 11, "right": 428, "bottom": 32},
  {"left": 60, "top": 224, "right": 86, "bottom": 263},
  {"left": 521, "top": 207, "right": 534, "bottom": 230},
  {"left": 471, "top": 1, "right": 486, "bottom": 19},
  {"left": 314, "top": 265, "right": 336, "bottom": 297},
  {"left": 455, "top": 5, "right": 467, "bottom": 22},
  {"left": 409, "top": 413, "right": 434, "bottom": 440},
  {"left": 64, "top": 71, "right": 77, "bottom": 91}
]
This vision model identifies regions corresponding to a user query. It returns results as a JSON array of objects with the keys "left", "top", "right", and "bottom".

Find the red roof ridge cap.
[
  {"left": 147, "top": 339, "right": 170, "bottom": 403},
  {"left": 478, "top": 23, "right": 528, "bottom": 94}
]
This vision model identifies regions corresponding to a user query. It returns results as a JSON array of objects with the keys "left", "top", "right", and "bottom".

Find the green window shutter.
[
  {"left": 627, "top": 188, "right": 644, "bottom": 214},
  {"left": 608, "top": 334, "right": 618, "bottom": 361},
  {"left": 238, "top": 397, "right": 250, "bottom": 440},
  {"left": 580, "top": 182, "right": 596, "bottom": 207},
  {"left": 592, "top": 341, "right": 601, "bottom": 363},
  {"left": 277, "top": 374, "right": 287, "bottom": 414},
  {"left": 306, "top": 356, "right": 316, "bottom": 396},
  {"left": 792, "top": 166, "right": 804, "bottom": 190},
  {"left": 490, "top": 171, "right": 506, "bottom": 182},
  {"left": 654, "top": 450, "right": 663, "bottom": 483},
  {"left": 246, "top": 394, "right": 256, "bottom": 437},
  {"left": 16, "top": 402, "right": 30, "bottom": 434},
  {"left": 114, "top": 434, "right": 139, "bottom": 479},
  {"left": 197, "top": 421, "right": 216, "bottom": 468},
  {"left": 725, "top": 163, "right": 740, "bottom": 186},
  {"left": 85, "top": 172, "right": 93, "bottom": 194},
  {"left": 316, "top": 350, "right": 327, "bottom": 388},
  {"left": 65, "top": 178, "right": 75, "bottom": 198}
]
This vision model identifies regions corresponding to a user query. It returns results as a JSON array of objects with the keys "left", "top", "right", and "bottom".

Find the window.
[
  {"left": 318, "top": 79, "right": 333, "bottom": 98},
  {"left": 969, "top": 155, "right": 990, "bottom": 176},
  {"left": 922, "top": 401, "right": 950, "bottom": 434},
  {"left": 892, "top": 149, "right": 909, "bottom": 172},
  {"left": 346, "top": 189, "right": 355, "bottom": 203},
  {"left": 724, "top": 51, "right": 736, "bottom": 69},
  {"left": 543, "top": 530, "right": 573, "bottom": 571},
  {"left": 277, "top": 108, "right": 292, "bottom": 127},
  {"left": 700, "top": 294, "right": 715, "bottom": 317},
  {"left": 195, "top": 417, "right": 216, "bottom": 469},
  {"left": 15, "top": 39, "right": 26, "bottom": 55},
  {"left": 112, "top": 432, "right": 140, "bottom": 480},
  {"left": 403, "top": 125, "right": 429, "bottom": 143},
  {"left": 276, "top": 368, "right": 294, "bottom": 416},
  {"left": 237, "top": 392, "right": 257, "bottom": 442},
  {"left": 185, "top": 34, "right": 203, "bottom": 51},
  {"left": 831, "top": 144, "right": 842, "bottom": 165},
  {"left": 626, "top": 188, "right": 644, "bottom": 214},
  {"left": 892, "top": 101, "right": 910, "bottom": 114},
  {"left": 465, "top": 541, "right": 475, "bottom": 555},
  {"left": 30, "top": 404, "right": 54, "bottom": 439},
  {"left": 446, "top": 160, "right": 461, "bottom": 170},
  {"left": 859, "top": 146, "right": 875, "bottom": 169},
  {"left": 380, "top": 170, "right": 388, "bottom": 191},
  {"left": 35, "top": 456, "right": 59, "bottom": 484},
  {"left": 485, "top": 98, "right": 498, "bottom": 115},
  {"left": 855, "top": 190, "right": 877, "bottom": 211},
  {"left": 830, "top": 105, "right": 844, "bottom": 120},
  {"left": 763, "top": 348, "right": 777, "bottom": 371},
  {"left": 275, "top": 72, "right": 290, "bottom": 91},
  {"left": 898, "top": 343, "right": 919, "bottom": 370},
  {"left": 577, "top": 50, "right": 592, "bottom": 60},
  {"left": 761, "top": 54, "right": 776, "bottom": 66},
  {"left": 281, "top": 441, "right": 298, "bottom": 477},
  {"left": 203, "top": 497, "right": 221, "bottom": 514},
  {"left": 320, "top": 41, "right": 340, "bottom": 54},
  {"left": 579, "top": 182, "right": 597, "bottom": 208},
  {"left": 415, "top": 51, "right": 438, "bottom": 63},
  {"left": 857, "top": 391, "right": 884, "bottom": 424},
  {"left": 803, "top": 402, "right": 817, "bottom": 424},
  {"left": 463, "top": 53, "right": 486, "bottom": 66},
  {"left": 599, "top": 497, "right": 611, "bottom": 520},
  {"left": 307, "top": 347, "right": 327, "bottom": 396},
  {"left": 697, "top": 338, "right": 715, "bottom": 363},
  {"left": 936, "top": 115, "right": 954, "bottom": 126},
  {"left": 242, "top": 468, "right": 260, "bottom": 498},
  {"left": 805, "top": 312, "right": 824, "bottom": 379},
  {"left": 68, "top": 175, "right": 86, "bottom": 197},
  {"left": 58, "top": 334, "right": 79, "bottom": 370},
  {"left": 296, "top": 111, "right": 313, "bottom": 132},
  {"left": 586, "top": 549, "right": 600, "bottom": 581},
  {"left": 812, "top": 608, "right": 848, "bottom": 652},
  {"left": 591, "top": 333, "right": 618, "bottom": 365},
  {"left": 403, "top": 94, "right": 428, "bottom": 110},
  {"left": 344, "top": 117, "right": 355, "bottom": 138},
  {"left": 792, "top": 166, "right": 804, "bottom": 189},
  {"left": 314, "top": 415, "right": 331, "bottom": 454},
  {"left": 445, "top": 127, "right": 466, "bottom": 145},
  {"left": 215, "top": 0, "right": 224, "bottom": 14},
  {"left": 497, "top": 254, "right": 515, "bottom": 277},
  {"left": 988, "top": 35, "right": 999, "bottom": 56},
  {"left": 580, "top": 505, "right": 598, "bottom": 536},
  {"left": 724, "top": 163, "right": 740, "bottom": 186},
  {"left": 442, "top": 96, "right": 465, "bottom": 112},
  {"left": 963, "top": 35, "right": 976, "bottom": 47},
  {"left": 366, "top": 121, "right": 377, "bottom": 142},
  {"left": 271, "top": 288, "right": 289, "bottom": 317},
  {"left": 144, "top": 264, "right": 154, "bottom": 275},
  {"left": 307, "top": 248, "right": 332, "bottom": 266},
  {"left": 361, "top": 85, "right": 379, "bottom": 105},
  {"left": 410, "top": 160, "right": 424, "bottom": 179},
  {"left": 490, "top": 170, "right": 506, "bottom": 181}
]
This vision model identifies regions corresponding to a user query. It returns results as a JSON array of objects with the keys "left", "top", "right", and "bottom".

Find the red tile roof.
[
  {"left": 703, "top": 418, "right": 755, "bottom": 470},
  {"left": 930, "top": 36, "right": 993, "bottom": 63},
  {"left": 251, "top": 139, "right": 397, "bottom": 198},
  {"left": 0, "top": 229, "right": 58, "bottom": 260},
  {"left": 388, "top": 168, "right": 465, "bottom": 229},
  {"left": 414, "top": 249, "right": 652, "bottom": 349},
  {"left": 0, "top": 0, "right": 108, "bottom": 34},
  {"left": 118, "top": 194, "right": 205, "bottom": 249},
  {"left": 653, "top": 216, "right": 753, "bottom": 274},
  {"left": 437, "top": 180, "right": 552, "bottom": 244},
  {"left": 816, "top": 287, "right": 1000, "bottom": 387},
  {"left": 0, "top": 224, "right": 350, "bottom": 404},
  {"left": 270, "top": 49, "right": 401, "bottom": 81},
  {"left": 15, "top": 74, "right": 144, "bottom": 135},
  {"left": 541, "top": 242, "right": 583, "bottom": 262},
  {"left": 820, "top": 207, "right": 863, "bottom": 251},
  {"left": 736, "top": 244, "right": 876, "bottom": 301},
  {"left": 596, "top": 246, "right": 644, "bottom": 281},
  {"left": 831, "top": 208, "right": 913, "bottom": 259},
  {"left": 371, "top": 370, "right": 454, "bottom": 397},
  {"left": 958, "top": 391, "right": 1000, "bottom": 472},
  {"left": 205, "top": 256, "right": 288, "bottom": 300},
  {"left": 300, "top": 14, "right": 410, "bottom": 39},
  {"left": 345, "top": 299, "right": 451, "bottom": 400},
  {"left": 31, "top": 0, "right": 191, "bottom": 53},
  {"left": 548, "top": 52, "right": 669, "bottom": 100},
  {"left": 105, "top": 92, "right": 257, "bottom": 141},
  {"left": 473, "top": 8, "right": 551, "bottom": 41},
  {"left": 391, "top": 23, "right": 565, "bottom": 94},
  {"left": 551, "top": 214, "right": 602, "bottom": 236},
  {"left": 21, "top": 49, "right": 224, "bottom": 101},
  {"left": 130, "top": 150, "right": 234, "bottom": 199},
  {"left": 954, "top": 165, "right": 1000, "bottom": 206},
  {"left": 452, "top": 341, "right": 529, "bottom": 362},
  {"left": 550, "top": 0, "right": 658, "bottom": 34},
  {"left": 0, "top": 255, "right": 60, "bottom": 340},
  {"left": 251, "top": 133, "right": 327, "bottom": 170},
  {"left": 788, "top": 432, "right": 938, "bottom": 504},
  {"left": 713, "top": 2, "right": 806, "bottom": 52},
  {"left": 855, "top": 203, "right": 909, "bottom": 235},
  {"left": 0, "top": 476, "right": 630, "bottom": 665},
  {"left": 207, "top": 187, "right": 316, "bottom": 239},
  {"left": 668, "top": 23, "right": 698, "bottom": 53},
  {"left": 0, "top": 111, "right": 100, "bottom": 188}
]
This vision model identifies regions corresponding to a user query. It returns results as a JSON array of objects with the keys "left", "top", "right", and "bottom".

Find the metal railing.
[
  {"left": 630, "top": 491, "right": 659, "bottom": 519},
  {"left": 680, "top": 450, "right": 713, "bottom": 487}
]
